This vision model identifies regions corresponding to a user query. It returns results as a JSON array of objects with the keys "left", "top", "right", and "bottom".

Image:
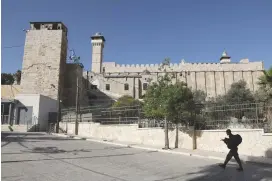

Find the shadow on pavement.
[
  {"left": 2, "top": 146, "right": 128, "bottom": 155},
  {"left": 184, "top": 164, "right": 272, "bottom": 181},
  {"left": 1, "top": 132, "right": 82, "bottom": 148},
  {"left": 2, "top": 133, "right": 158, "bottom": 165},
  {"left": 2, "top": 133, "right": 132, "bottom": 181},
  {"left": 1, "top": 145, "right": 157, "bottom": 164}
]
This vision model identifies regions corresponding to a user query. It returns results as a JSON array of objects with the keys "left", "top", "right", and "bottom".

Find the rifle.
[{"left": 221, "top": 138, "right": 231, "bottom": 149}]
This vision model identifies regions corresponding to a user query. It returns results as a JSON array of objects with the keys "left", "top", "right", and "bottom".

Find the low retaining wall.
[
  {"left": 196, "top": 129, "right": 272, "bottom": 158},
  {"left": 59, "top": 122, "right": 272, "bottom": 158},
  {"left": 60, "top": 122, "right": 193, "bottom": 149},
  {"left": 1, "top": 125, "right": 28, "bottom": 132}
]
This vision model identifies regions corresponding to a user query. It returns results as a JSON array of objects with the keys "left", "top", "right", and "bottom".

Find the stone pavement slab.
[{"left": 2, "top": 132, "right": 272, "bottom": 181}]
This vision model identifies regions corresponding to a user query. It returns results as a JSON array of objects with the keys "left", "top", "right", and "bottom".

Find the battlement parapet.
[
  {"left": 114, "top": 62, "right": 259, "bottom": 67},
  {"left": 107, "top": 61, "right": 258, "bottom": 69},
  {"left": 102, "top": 60, "right": 263, "bottom": 72}
]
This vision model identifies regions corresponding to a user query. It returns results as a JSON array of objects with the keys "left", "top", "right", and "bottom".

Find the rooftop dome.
[{"left": 222, "top": 50, "right": 228, "bottom": 57}]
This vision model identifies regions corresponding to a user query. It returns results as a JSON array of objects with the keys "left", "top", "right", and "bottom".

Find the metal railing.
[
  {"left": 60, "top": 102, "right": 272, "bottom": 132},
  {"left": 195, "top": 103, "right": 272, "bottom": 132},
  {"left": 61, "top": 105, "right": 142, "bottom": 125}
]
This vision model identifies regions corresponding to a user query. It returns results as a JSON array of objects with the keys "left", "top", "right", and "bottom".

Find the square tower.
[
  {"left": 20, "top": 22, "right": 68, "bottom": 100},
  {"left": 91, "top": 32, "right": 105, "bottom": 73}
]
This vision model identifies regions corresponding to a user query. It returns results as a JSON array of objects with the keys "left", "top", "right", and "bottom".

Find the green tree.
[
  {"left": 13, "top": 70, "right": 21, "bottom": 84},
  {"left": 257, "top": 67, "right": 272, "bottom": 130},
  {"left": 143, "top": 58, "right": 175, "bottom": 149},
  {"left": 192, "top": 90, "right": 206, "bottom": 104},
  {"left": 222, "top": 80, "right": 255, "bottom": 104},
  {"left": 258, "top": 66, "right": 272, "bottom": 102},
  {"left": 208, "top": 80, "right": 255, "bottom": 121},
  {"left": 143, "top": 58, "right": 195, "bottom": 149},
  {"left": 1, "top": 73, "right": 14, "bottom": 85},
  {"left": 167, "top": 82, "right": 195, "bottom": 148},
  {"left": 113, "top": 95, "right": 142, "bottom": 107},
  {"left": 192, "top": 90, "right": 206, "bottom": 128},
  {"left": 112, "top": 95, "right": 142, "bottom": 121}
]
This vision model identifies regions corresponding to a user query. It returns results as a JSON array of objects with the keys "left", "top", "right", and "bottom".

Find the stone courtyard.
[{"left": 2, "top": 132, "right": 272, "bottom": 181}]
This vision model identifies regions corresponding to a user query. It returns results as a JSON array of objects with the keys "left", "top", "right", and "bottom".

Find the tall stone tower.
[
  {"left": 91, "top": 32, "right": 105, "bottom": 73},
  {"left": 20, "top": 22, "right": 68, "bottom": 100}
]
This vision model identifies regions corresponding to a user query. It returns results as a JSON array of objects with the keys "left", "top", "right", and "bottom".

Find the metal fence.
[
  {"left": 60, "top": 102, "right": 272, "bottom": 132},
  {"left": 61, "top": 105, "right": 142, "bottom": 125},
  {"left": 195, "top": 103, "right": 272, "bottom": 132}
]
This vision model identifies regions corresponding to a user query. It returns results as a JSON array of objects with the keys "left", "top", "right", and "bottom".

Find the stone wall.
[
  {"left": 20, "top": 27, "right": 68, "bottom": 100},
  {"left": 84, "top": 68, "right": 264, "bottom": 100},
  {"left": 59, "top": 122, "right": 272, "bottom": 158},
  {"left": 60, "top": 122, "right": 192, "bottom": 149},
  {"left": 63, "top": 64, "right": 85, "bottom": 107},
  {"left": 1, "top": 85, "right": 22, "bottom": 99},
  {"left": 196, "top": 129, "right": 272, "bottom": 158},
  {"left": 1, "top": 125, "right": 28, "bottom": 132}
]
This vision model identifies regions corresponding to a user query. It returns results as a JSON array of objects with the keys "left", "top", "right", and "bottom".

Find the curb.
[
  {"left": 52, "top": 133, "right": 226, "bottom": 161},
  {"left": 51, "top": 133, "right": 271, "bottom": 165}
]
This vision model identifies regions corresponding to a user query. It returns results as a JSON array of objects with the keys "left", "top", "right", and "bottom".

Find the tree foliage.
[
  {"left": 166, "top": 82, "right": 195, "bottom": 125},
  {"left": 143, "top": 58, "right": 175, "bottom": 120},
  {"left": 257, "top": 67, "right": 272, "bottom": 128},
  {"left": 1, "top": 73, "right": 15, "bottom": 85},
  {"left": 258, "top": 66, "right": 272, "bottom": 102},
  {"left": 1, "top": 70, "right": 22, "bottom": 85},
  {"left": 14, "top": 70, "right": 22, "bottom": 84},
  {"left": 192, "top": 90, "right": 206, "bottom": 104},
  {"left": 143, "top": 58, "right": 197, "bottom": 148},
  {"left": 217, "top": 80, "right": 255, "bottom": 104},
  {"left": 143, "top": 58, "right": 196, "bottom": 123},
  {"left": 112, "top": 95, "right": 142, "bottom": 108}
]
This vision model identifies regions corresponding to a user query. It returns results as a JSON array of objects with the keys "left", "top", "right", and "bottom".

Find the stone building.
[
  {"left": 0, "top": 22, "right": 265, "bottom": 131},
  {"left": 84, "top": 33, "right": 264, "bottom": 101},
  {"left": 1, "top": 22, "right": 84, "bottom": 131},
  {"left": 21, "top": 22, "right": 68, "bottom": 100}
]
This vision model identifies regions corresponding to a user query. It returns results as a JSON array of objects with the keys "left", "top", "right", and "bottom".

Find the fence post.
[
  {"left": 256, "top": 103, "right": 259, "bottom": 126},
  {"left": 193, "top": 109, "right": 197, "bottom": 150},
  {"left": 138, "top": 105, "right": 141, "bottom": 126},
  {"left": 75, "top": 77, "right": 79, "bottom": 135}
]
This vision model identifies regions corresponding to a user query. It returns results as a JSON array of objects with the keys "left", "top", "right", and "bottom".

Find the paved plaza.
[{"left": 1, "top": 132, "right": 272, "bottom": 181}]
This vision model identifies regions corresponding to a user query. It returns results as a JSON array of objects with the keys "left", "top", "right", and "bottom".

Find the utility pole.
[
  {"left": 75, "top": 76, "right": 79, "bottom": 135},
  {"left": 56, "top": 88, "right": 61, "bottom": 133}
]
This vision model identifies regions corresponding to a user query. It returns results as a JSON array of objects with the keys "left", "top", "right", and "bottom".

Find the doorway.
[{"left": 17, "top": 107, "right": 33, "bottom": 125}]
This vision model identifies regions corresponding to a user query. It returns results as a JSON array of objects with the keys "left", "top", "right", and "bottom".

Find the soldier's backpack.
[{"left": 234, "top": 134, "right": 242, "bottom": 147}]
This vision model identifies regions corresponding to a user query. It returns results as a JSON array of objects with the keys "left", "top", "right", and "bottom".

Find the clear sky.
[{"left": 2, "top": 0, "right": 272, "bottom": 73}]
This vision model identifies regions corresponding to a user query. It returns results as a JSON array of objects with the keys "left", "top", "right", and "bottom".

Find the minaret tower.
[{"left": 91, "top": 32, "right": 105, "bottom": 73}]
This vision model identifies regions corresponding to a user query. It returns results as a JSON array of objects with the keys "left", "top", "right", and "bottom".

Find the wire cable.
[{"left": 2, "top": 45, "right": 24, "bottom": 49}]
